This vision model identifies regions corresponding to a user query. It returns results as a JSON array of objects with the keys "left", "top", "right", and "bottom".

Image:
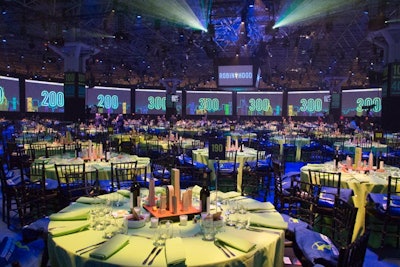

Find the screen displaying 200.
[
  {"left": 86, "top": 87, "right": 131, "bottom": 114},
  {"left": 186, "top": 91, "right": 233, "bottom": 115},
  {"left": 0, "top": 76, "right": 20, "bottom": 112},
  {"left": 25, "top": 80, "right": 64, "bottom": 113}
]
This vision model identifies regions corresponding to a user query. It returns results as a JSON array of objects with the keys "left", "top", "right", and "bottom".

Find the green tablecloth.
[
  {"left": 270, "top": 136, "right": 310, "bottom": 161},
  {"left": 36, "top": 153, "right": 150, "bottom": 181},
  {"left": 192, "top": 147, "right": 258, "bottom": 192},
  {"left": 47, "top": 193, "right": 284, "bottom": 267}
]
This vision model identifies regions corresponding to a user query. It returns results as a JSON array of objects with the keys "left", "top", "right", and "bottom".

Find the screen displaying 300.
[{"left": 236, "top": 91, "right": 283, "bottom": 116}]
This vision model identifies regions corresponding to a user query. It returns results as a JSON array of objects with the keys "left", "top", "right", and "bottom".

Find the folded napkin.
[
  {"left": 165, "top": 237, "right": 186, "bottom": 265},
  {"left": 76, "top": 196, "right": 106, "bottom": 204},
  {"left": 191, "top": 185, "right": 202, "bottom": 196},
  {"left": 248, "top": 212, "right": 288, "bottom": 230},
  {"left": 49, "top": 221, "right": 89, "bottom": 237},
  {"left": 215, "top": 232, "right": 255, "bottom": 252},
  {"left": 117, "top": 189, "right": 130, "bottom": 198},
  {"left": 210, "top": 191, "right": 241, "bottom": 201},
  {"left": 90, "top": 234, "right": 129, "bottom": 260},
  {"left": 240, "top": 199, "right": 275, "bottom": 211},
  {"left": 49, "top": 206, "right": 91, "bottom": 221}
]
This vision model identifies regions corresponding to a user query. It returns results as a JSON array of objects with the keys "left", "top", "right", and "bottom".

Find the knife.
[
  {"left": 219, "top": 242, "right": 236, "bottom": 257},
  {"left": 142, "top": 247, "right": 157, "bottom": 265},
  {"left": 214, "top": 241, "right": 230, "bottom": 258},
  {"left": 76, "top": 241, "right": 107, "bottom": 253},
  {"left": 148, "top": 247, "right": 163, "bottom": 265}
]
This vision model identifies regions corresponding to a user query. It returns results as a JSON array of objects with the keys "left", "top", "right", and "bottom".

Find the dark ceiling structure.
[{"left": 0, "top": 0, "right": 399, "bottom": 90}]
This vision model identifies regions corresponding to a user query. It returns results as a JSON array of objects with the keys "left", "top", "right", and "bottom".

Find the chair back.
[
  {"left": 55, "top": 163, "right": 97, "bottom": 207},
  {"left": 289, "top": 179, "right": 321, "bottom": 227},
  {"left": 45, "top": 145, "right": 65, "bottom": 158},
  {"left": 336, "top": 231, "right": 370, "bottom": 267},
  {"left": 331, "top": 197, "right": 358, "bottom": 246},
  {"left": 386, "top": 175, "right": 400, "bottom": 216},
  {"left": 308, "top": 170, "right": 341, "bottom": 197},
  {"left": 111, "top": 161, "right": 138, "bottom": 191}
]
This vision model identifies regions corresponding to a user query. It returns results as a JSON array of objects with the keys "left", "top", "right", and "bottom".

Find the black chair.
[
  {"left": 45, "top": 145, "right": 65, "bottom": 158},
  {"left": 293, "top": 197, "right": 358, "bottom": 267},
  {"left": 242, "top": 150, "right": 272, "bottom": 201},
  {"left": 273, "top": 159, "right": 298, "bottom": 213},
  {"left": 110, "top": 161, "right": 138, "bottom": 191},
  {"left": 366, "top": 175, "right": 400, "bottom": 252},
  {"left": 286, "top": 179, "right": 321, "bottom": 234},
  {"left": 151, "top": 154, "right": 175, "bottom": 185},
  {"left": 23, "top": 162, "right": 59, "bottom": 216},
  {"left": 308, "top": 169, "right": 353, "bottom": 232},
  {"left": 214, "top": 150, "right": 239, "bottom": 192},
  {"left": 30, "top": 143, "right": 47, "bottom": 158},
  {"left": 55, "top": 163, "right": 99, "bottom": 208},
  {"left": 335, "top": 231, "right": 370, "bottom": 267}
]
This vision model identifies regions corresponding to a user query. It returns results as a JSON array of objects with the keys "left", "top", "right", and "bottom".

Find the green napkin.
[
  {"left": 76, "top": 196, "right": 106, "bottom": 204},
  {"left": 236, "top": 198, "right": 275, "bottom": 211},
  {"left": 49, "top": 221, "right": 89, "bottom": 237},
  {"left": 211, "top": 191, "right": 241, "bottom": 201},
  {"left": 248, "top": 212, "right": 288, "bottom": 230},
  {"left": 191, "top": 185, "right": 202, "bottom": 196},
  {"left": 49, "top": 206, "right": 91, "bottom": 221},
  {"left": 89, "top": 234, "right": 129, "bottom": 260},
  {"left": 117, "top": 189, "right": 130, "bottom": 198},
  {"left": 165, "top": 237, "right": 186, "bottom": 265},
  {"left": 215, "top": 232, "right": 255, "bottom": 252}
]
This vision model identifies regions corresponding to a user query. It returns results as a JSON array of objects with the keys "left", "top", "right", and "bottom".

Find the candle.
[
  {"left": 150, "top": 217, "right": 159, "bottom": 228},
  {"left": 179, "top": 215, "right": 188, "bottom": 226}
]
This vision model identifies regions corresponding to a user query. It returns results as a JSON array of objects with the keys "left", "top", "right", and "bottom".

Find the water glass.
[
  {"left": 201, "top": 217, "right": 216, "bottom": 241},
  {"left": 153, "top": 220, "right": 173, "bottom": 246}
]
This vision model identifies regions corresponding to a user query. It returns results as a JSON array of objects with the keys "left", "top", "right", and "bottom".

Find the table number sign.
[{"left": 209, "top": 139, "right": 226, "bottom": 160}]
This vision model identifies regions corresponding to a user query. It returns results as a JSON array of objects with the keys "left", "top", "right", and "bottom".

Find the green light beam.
[{"left": 274, "top": 0, "right": 357, "bottom": 28}]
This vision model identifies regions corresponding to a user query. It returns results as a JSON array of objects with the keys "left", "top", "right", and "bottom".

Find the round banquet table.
[
  {"left": 335, "top": 141, "right": 387, "bottom": 155},
  {"left": 137, "top": 138, "right": 198, "bottom": 152},
  {"left": 300, "top": 162, "right": 399, "bottom": 248},
  {"left": 192, "top": 147, "right": 258, "bottom": 192},
  {"left": 270, "top": 136, "right": 310, "bottom": 161},
  {"left": 36, "top": 153, "right": 150, "bottom": 181},
  {"left": 47, "top": 191, "right": 285, "bottom": 267}
]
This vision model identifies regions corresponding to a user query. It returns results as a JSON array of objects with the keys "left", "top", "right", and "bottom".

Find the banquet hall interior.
[{"left": 1, "top": 0, "right": 400, "bottom": 266}]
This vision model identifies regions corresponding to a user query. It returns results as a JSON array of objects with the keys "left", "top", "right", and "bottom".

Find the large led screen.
[
  {"left": 341, "top": 88, "right": 382, "bottom": 117},
  {"left": 218, "top": 65, "right": 253, "bottom": 87},
  {"left": 0, "top": 76, "right": 20, "bottom": 111},
  {"left": 25, "top": 80, "right": 64, "bottom": 113},
  {"left": 186, "top": 91, "right": 232, "bottom": 115},
  {"left": 287, "top": 90, "right": 331, "bottom": 117},
  {"left": 237, "top": 91, "right": 283, "bottom": 116},
  {"left": 135, "top": 89, "right": 182, "bottom": 115},
  {"left": 86, "top": 86, "right": 131, "bottom": 114}
]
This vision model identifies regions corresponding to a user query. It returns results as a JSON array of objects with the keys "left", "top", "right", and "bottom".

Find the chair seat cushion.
[
  {"left": 318, "top": 187, "right": 353, "bottom": 208},
  {"left": 294, "top": 227, "right": 339, "bottom": 266},
  {"left": 153, "top": 169, "right": 170, "bottom": 179},
  {"left": 214, "top": 162, "right": 239, "bottom": 172},
  {"left": 0, "top": 236, "right": 45, "bottom": 267},
  {"left": 281, "top": 213, "right": 311, "bottom": 234},
  {"left": 367, "top": 193, "right": 400, "bottom": 216}
]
